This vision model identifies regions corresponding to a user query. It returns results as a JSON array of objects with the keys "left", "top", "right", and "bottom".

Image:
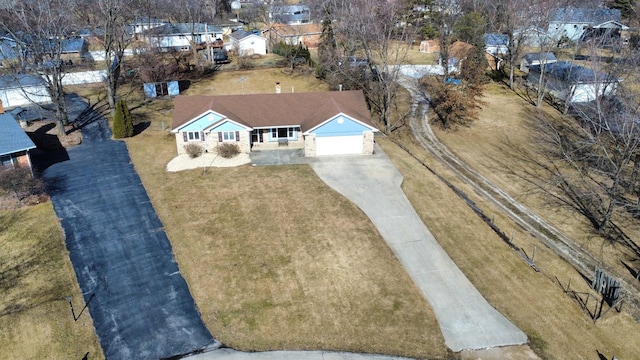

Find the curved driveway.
[
  {"left": 309, "top": 148, "right": 527, "bottom": 351},
  {"left": 42, "top": 96, "right": 217, "bottom": 359}
]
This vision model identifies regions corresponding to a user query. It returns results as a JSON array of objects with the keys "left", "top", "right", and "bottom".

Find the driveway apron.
[
  {"left": 309, "top": 147, "right": 527, "bottom": 352},
  {"left": 42, "top": 96, "right": 217, "bottom": 359}
]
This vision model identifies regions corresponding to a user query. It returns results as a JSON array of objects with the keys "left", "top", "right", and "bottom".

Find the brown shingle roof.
[{"left": 172, "top": 90, "right": 375, "bottom": 132}]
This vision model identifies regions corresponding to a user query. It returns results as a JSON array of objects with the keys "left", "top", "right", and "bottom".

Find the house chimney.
[
  {"left": 275, "top": 82, "right": 281, "bottom": 94},
  {"left": 0, "top": 99, "right": 4, "bottom": 114}
]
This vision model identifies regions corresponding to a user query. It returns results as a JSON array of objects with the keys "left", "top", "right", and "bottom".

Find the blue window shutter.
[
  {"left": 183, "top": 132, "right": 188, "bottom": 142},
  {"left": 218, "top": 132, "right": 223, "bottom": 142},
  {"left": 200, "top": 131, "right": 204, "bottom": 141},
  {"left": 235, "top": 131, "right": 240, "bottom": 141}
]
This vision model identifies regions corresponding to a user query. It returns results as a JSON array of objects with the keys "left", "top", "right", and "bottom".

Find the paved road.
[
  {"left": 187, "top": 349, "right": 412, "bottom": 360},
  {"left": 309, "top": 147, "right": 527, "bottom": 352},
  {"left": 42, "top": 96, "right": 217, "bottom": 359}
]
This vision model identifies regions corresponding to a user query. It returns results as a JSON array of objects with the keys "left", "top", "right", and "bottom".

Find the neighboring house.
[
  {"left": 171, "top": 90, "right": 378, "bottom": 157},
  {"left": 548, "top": 7, "right": 628, "bottom": 42},
  {"left": 228, "top": 30, "right": 267, "bottom": 55},
  {"left": 483, "top": 33, "right": 509, "bottom": 56},
  {"left": 128, "top": 17, "right": 168, "bottom": 35},
  {"left": 269, "top": 4, "right": 311, "bottom": 25},
  {"left": 520, "top": 52, "right": 557, "bottom": 73},
  {"left": 263, "top": 23, "right": 322, "bottom": 49},
  {"left": 60, "top": 37, "right": 88, "bottom": 62},
  {"left": 513, "top": 27, "right": 552, "bottom": 48},
  {"left": 143, "top": 23, "right": 223, "bottom": 52},
  {"left": 0, "top": 111, "right": 36, "bottom": 172},
  {"left": 209, "top": 19, "right": 244, "bottom": 36},
  {"left": 527, "top": 61, "right": 619, "bottom": 103},
  {"left": 0, "top": 74, "right": 52, "bottom": 108}
]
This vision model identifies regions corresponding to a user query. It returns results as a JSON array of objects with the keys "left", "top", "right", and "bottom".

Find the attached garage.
[
  {"left": 315, "top": 135, "right": 363, "bottom": 156},
  {"left": 304, "top": 113, "right": 377, "bottom": 156}
]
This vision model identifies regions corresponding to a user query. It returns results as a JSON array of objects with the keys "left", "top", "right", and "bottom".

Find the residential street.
[{"left": 41, "top": 96, "right": 217, "bottom": 359}]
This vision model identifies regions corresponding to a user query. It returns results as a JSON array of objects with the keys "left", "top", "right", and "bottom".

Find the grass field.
[
  {"left": 64, "top": 62, "right": 640, "bottom": 359},
  {"left": 431, "top": 83, "right": 640, "bottom": 302},
  {"left": 113, "top": 67, "right": 447, "bottom": 358},
  {"left": 379, "top": 134, "right": 640, "bottom": 359},
  {"left": 0, "top": 204, "right": 103, "bottom": 359}
]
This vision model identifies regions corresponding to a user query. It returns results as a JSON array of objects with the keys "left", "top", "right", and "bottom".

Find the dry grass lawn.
[
  {"left": 0, "top": 204, "right": 103, "bottom": 359},
  {"left": 378, "top": 136, "right": 640, "bottom": 359},
  {"left": 125, "top": 130, "right": 446, "bottom": 358},
  {"left": 432, "top": 83, "right": 640, "bottom": 298},
  {"left": 86, "top": 70, "right": 449, "bottom": 358}
]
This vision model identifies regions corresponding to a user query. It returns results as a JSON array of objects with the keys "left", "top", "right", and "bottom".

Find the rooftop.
[
  {"left": 172, "top": 90, "right": 374, "bottom": 132},
  {"left": 0, "top": 112, "right": 36, "bottom": 156}
]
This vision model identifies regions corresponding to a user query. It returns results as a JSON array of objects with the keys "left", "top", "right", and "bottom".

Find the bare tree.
[
  {"left": 328, "top": 0, "right": 417, "bottom": 133},
  {"left": 94, "top": 0, "right": 135, "bottom": 113},
  {"left": 505, "top": 35, "right": 640, "bottom": 241},
  {"left": 0, "top": 0, "right": 79, "bottom": 135}
]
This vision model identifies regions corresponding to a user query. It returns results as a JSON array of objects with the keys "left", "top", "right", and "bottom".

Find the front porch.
[{"left": 250, "top": 127, "right": 304, "bottom": 151}]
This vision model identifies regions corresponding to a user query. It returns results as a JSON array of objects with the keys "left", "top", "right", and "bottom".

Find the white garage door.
[{"left": 315, "top": 135, "right": 363, "bottom": 156}]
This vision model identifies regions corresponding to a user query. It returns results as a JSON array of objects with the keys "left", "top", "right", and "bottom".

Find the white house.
[
  {"left": 548, "top": 7, "right": 628, "bottom": 42},
  {"left": 144, "top": 23, "right": 223, "bottom": 52},
  {"left": 0, "top": 74, "right": 52, "bottom": 108},
  {"left": 527, "top": 61, "right": 619, "bottom": 103},
  {"left": 228, "top": 30, "right": 267, "bottom": 56},
  {"left": 483, "top": 33, "right": 509, "bottom": 56}
]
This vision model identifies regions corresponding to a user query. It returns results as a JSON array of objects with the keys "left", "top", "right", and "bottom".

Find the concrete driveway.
[
  {"left": 309, "top": 146, "right": 527, "bottom": 352},
  {"left": 41, "top": 96, "right": 217, "bottom": 359}
]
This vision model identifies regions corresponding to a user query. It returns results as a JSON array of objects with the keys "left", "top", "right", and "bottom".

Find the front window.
[
  {"left": 222, "top": 131, "right": 236, "bottom": 141},
  {"left": 272, "top": 127, "right": 297, "bottom": 139},
  {"left": 187, "top": 131, "right": 200, "bottom": 141}
]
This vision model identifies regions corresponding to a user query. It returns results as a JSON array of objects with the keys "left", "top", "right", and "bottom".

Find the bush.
[
  {"left": 112, "top": 100, "right": 133, "bottom": 139},
  {"left": 0, "top": 167, "right": 45, "bottom": 202},
  {"left": 184, "top": 143, "right": 204, "bottom": 158},
  {"left": 216, "top": 142, "right": 240, "bottom": 158}
]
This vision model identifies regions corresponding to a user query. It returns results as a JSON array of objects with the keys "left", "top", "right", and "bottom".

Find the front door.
[{"left": 251, "top": 129, "right": 263, "bottom": 144}]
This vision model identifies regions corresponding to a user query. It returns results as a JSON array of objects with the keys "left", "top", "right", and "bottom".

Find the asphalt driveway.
[
  {"left": 309, "top": 147, "right": 527, "bottom": 352},
  {"left": 42, "top": 96, "right": 217, "bottom": 359}
]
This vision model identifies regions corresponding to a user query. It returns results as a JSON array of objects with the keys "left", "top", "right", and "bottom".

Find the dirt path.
[{"left": 397, "top": 71, "right": 640, "bottom": 320}]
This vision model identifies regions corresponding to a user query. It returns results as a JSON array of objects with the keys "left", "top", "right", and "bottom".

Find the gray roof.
[
  {"left": 61, "top": 37, "right": 86, "bottom": 53},
  {"left": 0, "top": 40, "right": 17, "bottom": 61},
  {"left": 270, "top": 4, "right": 311, "bottom": 24},
  {"left": 230, "top": 30, "right": 261, "bottom": 40},
  {"left": 528, "top": 61, "right": 615, "bottom": 83},
  {"left": 483, "top": 33, "right": 509, "bottom": 46},
  {"left": 523, "top": 52, "right": 557, "bottom": 62},
  {"left": 146, "top": 23, "right": 223, "bottom": 36},
  {"left": 0, "top": 74, "right": 45, "bottom": 89},
  {"left": 551, "top": 7, "right": 622, "bottom": 25},
  {"left": 0, "top": 112, "right": 36, "bottom": 156}
]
